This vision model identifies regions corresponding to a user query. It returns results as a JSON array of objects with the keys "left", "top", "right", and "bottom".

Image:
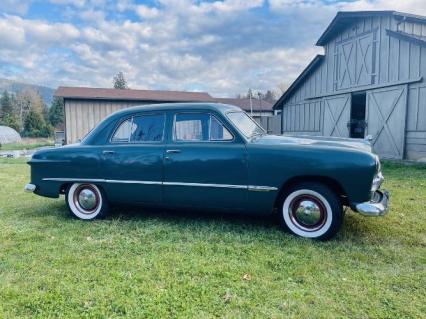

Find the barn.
[
  {"left": 55, "top": 87, "right": 274, "bottom": 144},
  {"left": 273, "top": 11, "right": 426, "bottom": 161}
]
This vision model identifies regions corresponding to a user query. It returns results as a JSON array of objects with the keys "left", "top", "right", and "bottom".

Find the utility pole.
[
  {"left": 249, "top": 90, "right": 253, "bottom": 116},
  {"left": 257, "top": 92, "right": 262, "bottom": 118}
]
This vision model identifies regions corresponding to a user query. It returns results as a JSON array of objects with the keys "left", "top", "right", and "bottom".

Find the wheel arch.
[{"left": 273, "top": 175, "right": 348, "bottom": 210}]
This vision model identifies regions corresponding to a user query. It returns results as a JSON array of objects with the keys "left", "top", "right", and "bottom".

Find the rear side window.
[
  {"left": 111, "top": 114, "right": 165, "bottom": 143},
  {"left": 112, "top": 118, "right": 132, "bottom": 143},
  {"left": 174, "top": 113, "right": 233, "bottom": 142}
]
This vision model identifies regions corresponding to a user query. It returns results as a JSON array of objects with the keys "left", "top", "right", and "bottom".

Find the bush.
[
  {"left": 1, "top": 114, "right": 20, "bottom": 132},
  {"left": 22, "top": 109, "right": 53, "bottom": 138}
]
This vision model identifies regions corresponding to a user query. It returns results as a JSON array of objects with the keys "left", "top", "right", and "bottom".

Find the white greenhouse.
[{"left": 0, "top": 125, "right": 21, "bottom": 144}]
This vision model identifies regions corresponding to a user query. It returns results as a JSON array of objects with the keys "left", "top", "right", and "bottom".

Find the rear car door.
[
  {"left": 100, "top": 112, "right": 165, "bottom": 204},
  {"left": 162, "top": 111, "right": 248, "bottom": 210}
]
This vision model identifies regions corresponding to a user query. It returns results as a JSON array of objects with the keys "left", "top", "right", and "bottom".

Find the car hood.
[{"left": 251, "top": 134, "right": 373, "bottom": 153}]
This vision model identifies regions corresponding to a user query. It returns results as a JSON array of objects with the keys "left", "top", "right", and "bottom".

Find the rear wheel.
[
  {"left": 280, "top": 182, "right": 343, "bottom": 240},
  {"left": 66, "top": 183, "right": 109, "bottom": 220}
]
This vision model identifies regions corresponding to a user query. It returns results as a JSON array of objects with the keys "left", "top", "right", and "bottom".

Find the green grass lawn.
[
  {"left": 0, "top": 159, "right": 425, "bottom": 318},
  {"left": 0, "top": 138, "right": 54, "bottom": 151}
]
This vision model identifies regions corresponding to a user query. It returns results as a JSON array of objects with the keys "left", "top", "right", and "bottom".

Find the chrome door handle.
[
  {"left": 102, "top": 150, "right": 115, "bottom": 155},
  {"left": 166, "top": 149, "right": 181, "bottom": 154}
]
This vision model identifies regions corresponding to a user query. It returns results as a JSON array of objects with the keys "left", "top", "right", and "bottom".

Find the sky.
[{"left": 0, "top": 0, "right": 426, "bottom": 97}]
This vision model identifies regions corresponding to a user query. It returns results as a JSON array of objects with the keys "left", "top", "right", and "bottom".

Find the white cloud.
[
  {"left": 48, "top": 0, "right": 86, "bottom": 8},
  {"left": 135, "top": 5, "right": 160, "bottom": 19},
  {"left": 341, "top": 0, "right": 426, "bottom": 16},
  {"left": 0, "top": 0, "right": 425, "bottom": 96},
  {"left": 0, "top": 0, "right": 32, "bottom": 15}
]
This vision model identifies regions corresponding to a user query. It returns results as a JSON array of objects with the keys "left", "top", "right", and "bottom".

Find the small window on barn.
[
  {"left": 111, "top": 118, "right": 133, "bottom": 143},
  {"left": 130, "top": 114, "right": 165, "bottom": 142}
]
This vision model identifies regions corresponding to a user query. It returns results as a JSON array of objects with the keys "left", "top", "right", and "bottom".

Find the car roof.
[{"left": 111, "top": 102, "right": 242, "bottom": 117}]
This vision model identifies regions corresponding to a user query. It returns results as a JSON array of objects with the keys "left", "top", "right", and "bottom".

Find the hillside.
[{"left": 0, "top": 78, "right": 55, "bottom": 106}]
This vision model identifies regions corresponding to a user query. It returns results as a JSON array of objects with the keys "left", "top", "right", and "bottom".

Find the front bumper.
[
  {"left": 355, "top": 190, "right": 390, "bottom": 216},
  {"left": 24, "top": 183, "right": 36, "bottom": 193}
]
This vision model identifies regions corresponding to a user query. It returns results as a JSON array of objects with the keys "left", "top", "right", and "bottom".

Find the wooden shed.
[
  {"left": 273, "top": 11, "right": 426, "bottom": 161},
  {"left": 55, "top": 87, "right": 274, "bottom": 144}
]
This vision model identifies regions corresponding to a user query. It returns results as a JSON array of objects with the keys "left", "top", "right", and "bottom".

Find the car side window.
[
  {"left": 111, "top": 118, "right": 133, "bottom": 143},
  {"left": 174, "top": 113, "right": 233, "bottom": 142},
  {"left": 111, "top": 114, "right": 165, "bottom": 143},
  {"left": 210, "top": 115, "right": 233, "bottom": 141},
  {"left": 131, "top": 114, "right": 164, "bottom": 142}
]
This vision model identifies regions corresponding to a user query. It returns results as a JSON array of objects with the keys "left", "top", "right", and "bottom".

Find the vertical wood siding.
[
  {"left": 65, "top": 100, "right": 145, "bottom": 144},
  {"left": 280, "top": 14, "right": 426, "bottom": 160}
]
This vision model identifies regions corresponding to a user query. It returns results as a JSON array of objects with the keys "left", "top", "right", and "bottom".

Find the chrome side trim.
[
  {"left": 248, "top": 185, "right": 278, "bottom": 192},
  {"left": 107, "top": 179, "right": 162, "bottom": 185},
  {"left": 163, "top": 182, "right": 247, "bottom": 189},
  {"left": 43, "top": 178, "right": 105, "bottom": 183},
  {"left": 42, "top": 178, "right": 277, "bottom": 191}
]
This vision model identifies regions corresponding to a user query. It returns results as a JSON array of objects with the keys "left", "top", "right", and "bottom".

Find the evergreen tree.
[
  {"left": 263, "top": 90, "right": 276, "bottom": 103},
  {"left": 23, "top": 109, "right": 52, "bottom": 137},
  {"left": 246, "top": 89, "right": 253, "bottom": 99},
  {"left": 0, "top": 90, "right": 20, "bottom": 131},
  {"left": 113, "top": 72, "right": 128, "bottom": 89},
  {"left": 0, "top": 90, "right": 14, "bottom": 118},
  {"left": 1, "top": 114, "right": 20, "bottom": 132},
  {"left": 48, "top": 97, "right": 64, "bottom": 128}
]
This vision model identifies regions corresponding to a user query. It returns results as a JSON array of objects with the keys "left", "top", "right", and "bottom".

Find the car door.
[
  {"left": 162, "top": 111, "right": 248, "bottom": 210},
  {"left": 100, "top": 112, "right": 166, "bottom": 204}
]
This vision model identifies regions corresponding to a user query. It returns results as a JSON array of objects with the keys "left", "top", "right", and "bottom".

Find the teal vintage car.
[{"left": 25, "top": 103, "right": 389, "bottom": 240}]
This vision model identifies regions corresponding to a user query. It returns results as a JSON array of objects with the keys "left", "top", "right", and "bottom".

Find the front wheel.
[
  {"left": 66, "top": 183, "right": 109, "bottom": 220},
  {"left": 280, "top": 182, "right": 343, "bottom": 240}
]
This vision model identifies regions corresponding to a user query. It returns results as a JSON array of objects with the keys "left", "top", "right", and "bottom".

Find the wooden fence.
[{"left": 254, "top": 116, "right": 282, "bottom": 135}]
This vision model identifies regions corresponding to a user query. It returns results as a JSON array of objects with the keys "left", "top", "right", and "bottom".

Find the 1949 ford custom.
[{"left": 25, "top": 103, "right": 389, "bottom": 240}]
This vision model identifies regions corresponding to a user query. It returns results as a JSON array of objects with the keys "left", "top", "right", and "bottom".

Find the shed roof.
[
  {"left": 55, "top": 86, "right": 214, "bottom": 102},
  {"left": 56, "top": 86, "right": 274, "bottom": 113},
  {"left": 316, "top": 10, "right": 426, "bottom": 46}
]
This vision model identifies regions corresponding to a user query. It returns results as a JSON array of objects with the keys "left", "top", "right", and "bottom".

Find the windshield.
[{"left": 226, "top": 112, "right": 266, "bottom": 138}]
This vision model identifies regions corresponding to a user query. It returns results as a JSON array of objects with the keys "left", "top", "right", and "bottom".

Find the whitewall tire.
[
  {"left": 280, "top": 182, "right": 343, "bottom": 240},
  {"left": 66, "top": 183, "right": 108, "bottom": 220}
]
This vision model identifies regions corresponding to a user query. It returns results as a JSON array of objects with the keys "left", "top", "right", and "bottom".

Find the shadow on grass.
[
  {"left": 26, "top": 198, "right": 383, "bottom": 244},
  {"left": 108, "top": 204, "right": 280, "bottom": 231}
]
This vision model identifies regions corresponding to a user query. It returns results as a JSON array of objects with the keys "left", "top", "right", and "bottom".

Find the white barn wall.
[{"left": 280, "top": 13, "right": 426, "bottom": 160}]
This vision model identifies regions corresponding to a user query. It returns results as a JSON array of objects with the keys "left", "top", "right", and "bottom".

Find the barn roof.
[
  {"left": 316, "top": 11, "right": 426, "bottom": 46},
  {"left": 272, "top": 55, "right": 324, "bottom": 110},
  {"left": 273, "top": 10, "right": 426, "bottom": 110},
  {"left": 55, "top": 86, "right": 214, "bottom": 102}
]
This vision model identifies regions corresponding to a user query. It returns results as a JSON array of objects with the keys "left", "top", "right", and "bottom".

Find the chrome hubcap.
[
  {"left": 73, "top": 185, "right": 99, "bottom": 213},
  {"left": 289, "top": 195, "right": 327, "bottom": 232},
  {"left": 294, "top": 200, "right": 322, "bottom": 226}
]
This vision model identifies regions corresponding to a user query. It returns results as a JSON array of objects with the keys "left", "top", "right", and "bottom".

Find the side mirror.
[{"left": 364, "top": 135, "right": 374, "bottom": 144}]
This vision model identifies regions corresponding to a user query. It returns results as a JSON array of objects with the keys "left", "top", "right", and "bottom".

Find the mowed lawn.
[{"left": 0, "top": 159, "right": 425, "bottom": 318}]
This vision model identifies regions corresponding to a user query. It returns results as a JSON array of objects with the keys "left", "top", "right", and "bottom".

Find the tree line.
[{"left": 0, "top": 88, "right": 64, "bottom": 138}]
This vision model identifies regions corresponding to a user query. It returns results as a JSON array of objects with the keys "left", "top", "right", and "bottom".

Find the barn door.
[
  {"left": 366, "top": 85, "right": 407, "bottom": 159},
  {"left": 322, "top": 94, "right": 351, "bottom": 137},
  {"left": 335, "top": 32, "right": 375, "bottom": 90}
]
